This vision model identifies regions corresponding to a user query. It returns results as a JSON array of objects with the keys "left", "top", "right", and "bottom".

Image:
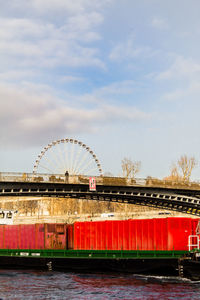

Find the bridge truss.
[{"left": 1, "top": 181, "right": 200, "bottom": 216}]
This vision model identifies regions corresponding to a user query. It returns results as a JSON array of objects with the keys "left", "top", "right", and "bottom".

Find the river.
[{"left": 0, "top": 270, "right": 199, "bottom": 299}]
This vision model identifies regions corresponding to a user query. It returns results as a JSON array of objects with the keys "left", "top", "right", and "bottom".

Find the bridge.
[{"left": 1, "top": 172, "right": 200, "bottom": 216}]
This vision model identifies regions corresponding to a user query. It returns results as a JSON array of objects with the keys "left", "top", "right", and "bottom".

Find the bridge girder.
[{"left": 0, "top": 181, "right": 200, "bottom": 216}]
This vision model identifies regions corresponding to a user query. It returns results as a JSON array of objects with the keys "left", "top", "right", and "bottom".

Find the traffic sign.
[{"left": 89, "top": 177, "right": 96, "bottom": 191}]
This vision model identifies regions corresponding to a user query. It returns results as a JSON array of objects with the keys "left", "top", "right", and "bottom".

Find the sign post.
[{"left": 89, "top": 177, "right": 96, "bottom": 191}]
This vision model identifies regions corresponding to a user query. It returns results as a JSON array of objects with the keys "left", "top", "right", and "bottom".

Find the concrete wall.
[{"left": 0, "top": 196, "right": 195, "bottom": 224}]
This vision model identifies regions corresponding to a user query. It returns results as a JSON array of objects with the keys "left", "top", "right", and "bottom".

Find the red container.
[
  {"left": 0, "top": 223, "right": 67, "bottom": 250},
  {"left": 18, "top": 224, "right": 44, "bottom": 249},
  {"left": 45, "top": 223, "right": 67, "bottom": 249},
  {"left": 72, "top": 218, "right": 200, "bottom": 251},
  {"left": 67, "top": 224, "right": 74, "bottom": 249},
  {"left": 1, "top": 218, "right": 199, "bottom": 251}
]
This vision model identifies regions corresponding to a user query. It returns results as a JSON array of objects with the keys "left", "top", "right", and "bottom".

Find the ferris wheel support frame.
[{"left": 33, "top": 138, "right": 103, "bottom": 176}]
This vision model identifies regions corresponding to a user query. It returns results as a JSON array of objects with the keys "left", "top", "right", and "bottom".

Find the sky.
[{"left": 1, "top": 0, "right": 200, "bottom": 179}]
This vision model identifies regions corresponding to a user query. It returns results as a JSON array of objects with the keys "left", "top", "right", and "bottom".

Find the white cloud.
[
  {"left": 164, "top": 81, "right": 200, "bottom": 101},
  {"left": 30, "top": 0, "right": 112, "bottom": 16},
  {"left": 94, "top": 80, "right": 138, "bottom": 96},
  {"left": 155, "top": 56, "right": 200, "bottom": 103},
  {"left": 31, "top": 0, "right": 86, "bottom": 14},
  {"left": 1, "top": 0, "right": 112, "bottom": 17},
  {"left": 99, "top": 104, "right": 150, "bottom": 121},
  {"left": 109, "top": 36, "right": 156, "bottom": 62},
  {"left": 0, "top": 0, "right": 109, "bottom": 76},
  {"left": 156, "top": 56, "right": 200, "bottom": 81},
  {"left": 0, "top": 16, "right": 104, "bottom": 69},
  {"left": 59, "top": 75, "right": 84, "bottom": 83},
  {"left": 0, "top": 70, "right": 36, "bottom": 81},
  {"left": 151, "top": 17, "right": 169, "bottom": 30},
  {"left": 67, "top": 12, "right": 103, "bottom": 34},
  {"left": 0, "top": 82, "right": 151, "bottom": 148}
]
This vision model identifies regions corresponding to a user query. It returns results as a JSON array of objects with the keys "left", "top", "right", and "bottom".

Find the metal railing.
[
  {"left": 0, "top": 172, "right": 200, "bottom": 189},
  {"left": 188, "top": 235, "right": 200, "bottom": 251}
]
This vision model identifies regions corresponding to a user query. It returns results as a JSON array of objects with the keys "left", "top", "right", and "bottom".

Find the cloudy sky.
[{"left": 1, "top": 0, "right": 200, "bottom": 179}]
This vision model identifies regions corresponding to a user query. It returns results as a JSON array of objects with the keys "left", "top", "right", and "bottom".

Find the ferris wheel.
[{"left": 33, "top": 138, "right": 103, "bottom": 176}]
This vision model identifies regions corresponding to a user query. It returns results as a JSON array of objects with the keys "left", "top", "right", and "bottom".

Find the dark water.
[{"left": 0, "top": 270, "right": 200, "bottom": 299}]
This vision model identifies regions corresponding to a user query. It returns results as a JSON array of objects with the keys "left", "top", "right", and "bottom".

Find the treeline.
[{"left": 120, "top": 154, "right": 198, "bottom": 183}]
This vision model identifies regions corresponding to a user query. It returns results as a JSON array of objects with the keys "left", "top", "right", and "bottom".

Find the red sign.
[{"left": 89, "top": 177, "right": 96, "bottom": 191}]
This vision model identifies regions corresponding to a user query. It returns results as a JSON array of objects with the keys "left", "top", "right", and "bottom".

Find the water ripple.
[{"left": 0, "top": 270, "right": 199, "bottom": 300}]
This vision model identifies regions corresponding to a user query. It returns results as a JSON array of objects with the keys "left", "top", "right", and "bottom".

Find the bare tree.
[
  {"left": 168, "top": 164, "right": 180, "bottom": 181},
  {"left": 169, "top": 155, "right": 197, "bottom": 182},
  {"left": 177, "top": 155, "right": 197, "bottom": 181},
  {"left": 121, "top": 157, "right": 141, "bottom": 178}
]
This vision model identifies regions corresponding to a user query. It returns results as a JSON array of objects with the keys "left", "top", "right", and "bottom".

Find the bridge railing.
[{"left": 1, "top": 172, "right": 200, "bottom": 190}]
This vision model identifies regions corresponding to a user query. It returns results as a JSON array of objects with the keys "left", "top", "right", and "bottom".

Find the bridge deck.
[{"left": 1, "top": 176, "right": 200, "bottom": 216}]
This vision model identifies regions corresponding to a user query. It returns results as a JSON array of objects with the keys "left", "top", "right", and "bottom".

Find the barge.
[{"left": 0, "top": 217, "right": 199, "bottom": 280}]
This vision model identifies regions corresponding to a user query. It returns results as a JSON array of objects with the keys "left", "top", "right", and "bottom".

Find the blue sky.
[{"left": 1, "top": 0, "right": 200, "bottom": 179}]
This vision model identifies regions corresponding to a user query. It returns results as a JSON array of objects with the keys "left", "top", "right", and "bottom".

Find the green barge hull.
[
  {"left": 0, "top": 249, "right": 188, "bottom": 259},
  {"left": 0, "top": 249, "right": 191, "bottom": 277}
]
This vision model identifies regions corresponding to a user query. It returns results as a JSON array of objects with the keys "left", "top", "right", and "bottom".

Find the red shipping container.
[
  {"left": 1, "top": 218, "right": 200, "bottom": 252},
  {"left": 4, "top": 225, "right": 18, "bottom": 249},
  {"left": 67, "top": 224, "right": 74, "bottom": 250},
  {"left": 72, "top": 218, "right": 200, "bottom": 251},
  {"left": 45, "top": 223, "right": 66, "bottom": 249},
  {"left": 167, "top": 218, "right": 192, "bottom": 250},
  {"left": 0, "top": 226, "right": 4, "bottom": 248},
  {"left": 0, "top": 223, "right": 67, "bottom": 250}
]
